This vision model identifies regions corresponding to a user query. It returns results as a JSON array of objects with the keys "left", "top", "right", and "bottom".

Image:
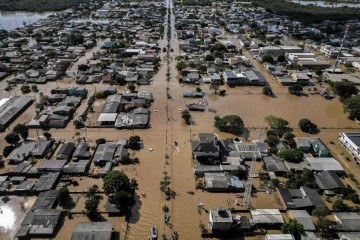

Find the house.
[
  {"left": 37, "top": 160, "right": 66, "bottom": 172},
  {"left": 194, "top": 164, "right": 243, "bottom": 175},
  {"left": 56, "top": 142, "right": 76, "bottom": 160},
  {"left": 33, "top": 173, "right": 61, "bottom": 192},
  {"left": 93, "top": 143, "right": 117, "bottom": 165},
  {"left": 288, "top": 210, "right": 316, "bottom": 231},
  {"left": 72, "top": 142, "right": 91, "bottom": 160},
  {"left": 204, "top": 172, "right": 244, "bottom": 192},
  {"left": 294, "top": 137, "right": 330, "bottom": 157},
  {"left": 210, "top": 73, "right": 222, "bottom": 85},
  {"left": 315, "top": 171, "right": 345, "bottom": 192},
  {"left": 291, "top": 72, "right": 310, "bottom": 85},
  {"left": 306, "top": 157, "right": 344, "bottom": 173},
  {"left": 250, "top": 209, "right": 284, "bottom": 225},
  {"left": 339, "top": 132, "right": 360, "bottom": 163},
  {"left": 191, "top": 133, "right": 220, "bottom": 159},
  {"left": 71, "top": 222, "right": 114, "bottom": 240},
  {"left": 0, "top": 96, "right": 34, "bottom": 131},
  {"left": 334, "top": 212, "right": 360, "bottom": 232},
  {"left": 263, "top": 156, "right": 288, "bottom": 176},
  {"left": 277, "top": 186, "right": 326, "bottom": 210},
  {"left": 185, "top": 72, "right": 200, "bottom": 84},
  {"left": 7, "top": 141, "right": 37, "bottom": 164},
  {"left": 208, "top": 208, "right": 233, "bottom": 230},
  {"left": 31, "top": 140, "right": 53, "bottom": 158},
  {"left": 62, "top": 160, "right": 90, "bottom": 175}
]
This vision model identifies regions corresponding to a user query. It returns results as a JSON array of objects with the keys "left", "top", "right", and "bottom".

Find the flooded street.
[{"left": 0, "top": 11, "right": 56, "bottom": 31}]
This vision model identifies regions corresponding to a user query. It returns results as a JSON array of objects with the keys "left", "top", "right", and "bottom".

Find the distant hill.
[{"left": 0, "top": 0, "right": 89, "bottom": 12}]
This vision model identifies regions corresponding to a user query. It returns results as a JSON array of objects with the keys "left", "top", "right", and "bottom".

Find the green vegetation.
[
  {"left": 288, "top": 84, "right": 303, "bottom": 95},
  {"left": 331, "top": 81, "right": 358, "bottom": 101},
  {"left": 181, "top": 110, "right": 192, "bottom": 124},
  {"left": 286, "top": 169, "right": 318, "bottom": 189},
  {"left": 128, "top": 135, "right": 141, "bottom": 150},
  {"left": 0, "top": 0, "right": 91, "bottom": 12},
  {"left": 21, "top": 85, "right": 31, "bottom": 94},
  {"left": 103, "top": 171, "right": 135, "bottom": 212},
  {"left": 96, "top": 138, "right": 106, "bottom": 145},
  {"left": 13, "top": 124, "right": 29, "bottom": 140},
  {"left": 85, "top": 185, "right": 103, "bottom": 220},
  {"left": 332, "top": 198, "right": 351, "bottom": 211},
  {"left": 250, "top": 0, "right": 360, "bottom": 24},
  {"left": 344, "top": 94, "right": 360, "bottom": 120},
  {"left": 5, "top": 132, "right": 20, "bottom": 145},
  {"left": 56, "top": 186, "right": 70, "bottom": 207},
  {"left": 214, "top": 115, "right": 244, "bottom": 134},
  {"left": 298, "top": 118, "right": 318, "bottom": 134},
  {"left": 279, "top": 149, "right": 303, "bottom": 163},
  {"left": 312, "top": 206, "right": 330, "bottom": 218},
  {"left": 262, "top": 86, "right": 273, "bottom": 96},
  {"left": 232, "top": 167, "right": 248, "bottom": 180},
  {"left": 282, "top": 219, "right": 304, "bottom": 240}
]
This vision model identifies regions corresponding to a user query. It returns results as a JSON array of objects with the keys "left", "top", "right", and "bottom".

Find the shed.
[
  {"left": 288, "top": 210, "right": 316, "bottom": 231},
  {"left": 71, "top": 222, "right": 113, "bottom": 240}
]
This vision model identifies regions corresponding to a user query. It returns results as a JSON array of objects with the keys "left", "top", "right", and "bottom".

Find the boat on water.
[{"left": 151, "top": 226, "right": 158, "bottom": 239}]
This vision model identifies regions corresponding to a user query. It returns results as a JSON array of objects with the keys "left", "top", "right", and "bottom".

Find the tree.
[
  {"left": 78, "top": 64, "right": 89, "bottom": 71},
  {"left": 204, "top": 54, "right": 215, "bottom": 61},
  {"left": 232, "top": 167, "right": 248, "bottom": 180},
  {"left": 262, "top": 55, "right": 273, "bottom": 63},
  {"left": 128, "top": 135, "right": 141, "bottom": 150},
  {"left": 214, "top": 115, "right": 244, "bottom": 134},
  {"left": 103, "top": 171, "right": 132, "bottom": 195},
  {"left": 43, "top": 132, "right": 52, "bottom": 140},
  {"left": 262, "top": 86, "right": 273, "bottom": 96},
  {"left": 298, "top": 118, "right": 318, "bottom": 134},
  {"left": 282, "top": 219, "right": 304, "bottom": 240},
  {"left": 56, "top": 186, "right": 70, "bottom": 207},
  {"left": 219, "top": 90, "right": 226, "bottom": 96},
  {"left": 73, "top": 120, "right": 84, "bottom": 129},
  {"left": 96, "top": 138, "right": 106, "bottom": 145},
  {"left": 31, "top": 85, "right": 38, "bottom": 92},
  {"left": 3, "top": 145, "right": 15, "bottom": 157},
  {"left": 210, "top": 84, "right": 219, "bottom": 94},
  {"left": 277, "top": 55, "right": 286, "bottom": 62},
  {"left": 68, "top": 32, "right": 84, "bottom": 45},
  {"left": 115, "top": 74, "right": 126, "bottom": 85},
  {"left": 279, "top": 149, "right": 303, "bottom": 163},
  {"left": 5, "top": 132, "right": 20, "bottom": 145},
  {"left": 103, "top": 171, "right": 134, "bottom": 212},
  {"left": 127, "top": 83, "right": 136, "bottom": 92},
  {"left": 195, "top": 87, "right": 202, "bottom": 93},
  {"left": 288, "top": 84, "right": 303, "bottom": 95},
  {"left": 332, "top": 199, "right": 350, "bottom": 211},
  {"left": 176, "top": 61, "right": 187, "bottom": 72},
  {"left": 265, "top": 115, "right": 289, "bottom": 130},
  {"left": 21, "top": 85, "right": 31, "bottom": 94},
  {"left": 316, "top": 218, "right": 332, "bottom": 233},
  {"left": 343, "top": 94, "right": 360, "bottom": 119},
  {"left": 181, "top": 110, "right": 191, "bottom": 124},
  {"left": 332, "top": 81, "right": 358, "bottom": 101},
  {"left": 13, "top": 124, "right": 29, "bottom": 140},
  {"left": 85, "top": 185, "right": 103, "bottom": 220},
  {"left": 312, "top": 206, "right": 330, "bottom": 218}
]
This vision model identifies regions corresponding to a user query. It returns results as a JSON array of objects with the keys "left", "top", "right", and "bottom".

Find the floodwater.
[
  {"left": 290, "top": 0, "right": 360, "bottom": 8},
  {"left": 0, "top": 11, "right": 55, "bottom": 31}
]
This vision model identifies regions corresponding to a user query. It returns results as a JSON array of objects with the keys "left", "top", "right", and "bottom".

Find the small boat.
[
  {"left": 141, "top": 192, "right": 146, "bottom": 198},
  {"left": 151, "top": 226, "right": 158, "bottom": 239},
  {"left": 149, "top": 148, "right": 154, "bottom": 152},
  {"left": 186, "top": 191, "right": 194, "bottom": 195},
  {"left": 164, "top": 214, "right": 170, "bottom": 223},
  {"left": 171, "top": 231, "right": 178, "bottom": 240}
]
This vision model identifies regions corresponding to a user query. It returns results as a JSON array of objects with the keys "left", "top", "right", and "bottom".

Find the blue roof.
[{"left": 231, "top": 176, "right": 244, "bottom": 189}]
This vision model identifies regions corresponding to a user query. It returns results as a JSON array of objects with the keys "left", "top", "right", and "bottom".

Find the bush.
[
  {"left": 128, "top": 135, "right": 141, "bottom": 150},
  {"left": 3, "top": 145, "right": 15, "bottom": 157},
  {"left": 21, "top": 85, "right": 31, "bottom": 94},
  {"left": 96, "top": 138, "right": 106, "bottom": 145},
  {"left": 332, "top": 81, "right": 358, "bottom": 101},
  {"left": 288, "top": 84, "right": 303, "bottom": 95},
  {"left": 298, "top": 118, "right": 318, "bottom": 134},
  {"left": 181, "top": 110, "right": 191, "bottom": 124},
  {"left": 343, "top": 94, "right": 360, "bottom": 120},
  {"left": 262, "top": 55, "right": 273, "bottom": 63}
]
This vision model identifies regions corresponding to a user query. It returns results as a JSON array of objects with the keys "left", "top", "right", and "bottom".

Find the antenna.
[{"left": 333, "top": 24, "right": 350, "bottom": 73}]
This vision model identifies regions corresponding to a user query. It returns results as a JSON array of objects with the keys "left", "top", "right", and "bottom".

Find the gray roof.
[
  {"left": 93, "top": 143, "right": 117, "bottom": 163},
  {"left": 72, "top": 222, "right": 113, "bottom": 240},
  {"left": 288, "top": 210, "right": 316, "bottom": 231},
  {"left": 306, "top": 157, "right": 344, "bottom": 172},
  {"left": 63, "top": 160, "right": 90, "bottom": 174},
  {"left": 210, "top": 208, "right": 233, "bottom": 223},
  {"left": 73, "top": 142, "right": 91, "bottom": 159},
  {"left": 277, "top": 186, "right": 326, "bottom": 209},
  {"left": 37, "top": 160, "right": 66, "bottom": 172},
  {"left": 263, "top": 157, "right": 288, "bottom": 173},
  {"left": 33, "top": 173, "right": 60, "bottom": 192},
  {"left": 315, "top": 171, "right": 345, "bottom": 190},
  {"left": 7, "top": 141, "right": 37, "bottom": 163},
  {"left": 31, "top": 140, "right": 52, "bottom": 157},
  {"left": 0, "top": 96, "right": 33, "bottom": 130},
  {"left": 335, "top": 212, "right": 360, "bottom": 231},
  {"left": 56, "top": 142, "right": 75, "bottom": 160}
]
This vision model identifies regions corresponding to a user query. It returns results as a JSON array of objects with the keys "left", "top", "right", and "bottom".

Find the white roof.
[
  {"left": 266, "top": 234, "right": 295, "bottom": 240},
  {"left": 0, "top": 97, "right": 10, "bottom": 107},
  {"left": 98, "top": 113, "right": 118, "bottom": 122},
  {"left": 251, "top": 209, "right": 284, "bottom": 224}
]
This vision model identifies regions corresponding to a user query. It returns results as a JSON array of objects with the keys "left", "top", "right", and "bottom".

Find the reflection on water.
[
  {"left": 290, "top": 0, "right": 360, "bottom": 8},
  {"left": 0, "top": 205, "right": 16, "bottom": 231},
  {"left": 0, "top": 11, "right": 55, "bottom": 31}
]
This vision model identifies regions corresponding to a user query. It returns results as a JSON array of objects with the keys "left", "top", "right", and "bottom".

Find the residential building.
[
  {"left": 208, "top": 208, "right": 233, "bottom": 230},
  {"left": 277, "top": 186, "right": 326, "bottom": 210},
  {"left": 191, "top": 133, "right": 220, "bottom": 159},
  {"left": 204, "top": 172, "right": 244, "bottom": 192},
  {"left": 339, "top": 133, "right": 360, "bottom": 163}
]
